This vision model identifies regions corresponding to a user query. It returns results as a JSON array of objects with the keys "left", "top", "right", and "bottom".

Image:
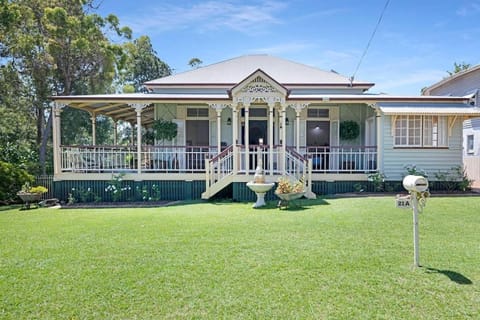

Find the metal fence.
[{"left": 34, "top": 175, "right": 55, "bottom": 199}]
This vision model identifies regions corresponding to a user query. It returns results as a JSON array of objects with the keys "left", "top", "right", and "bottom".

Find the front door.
[
  {"left": 306, "top": 121, "right": 330, "bottom": 170},
  {"left": 241, "top": 120, "right": 268, "bottom": 171},
  {"left": 245, "top": 120, "right": 267, "bottom": 145}
]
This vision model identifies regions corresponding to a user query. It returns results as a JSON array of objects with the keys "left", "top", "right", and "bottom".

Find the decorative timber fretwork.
[
  {"left": 128, "top": 102, "right": 150, "bottom": 114},
  {"left": 231, "top": 69, "right": 287, "bottom": 107},
  {"left": 289, "top": 102, "right": 309, "bottom": 113},
  {"left": 53, "top": 102, "right": 67, "bottom": 115},
  {"left": 240, "top": 78, "right": 277, "bottom": 94},
  {"left": 208, "top": 103, "right": 230, "bottom": 112}
]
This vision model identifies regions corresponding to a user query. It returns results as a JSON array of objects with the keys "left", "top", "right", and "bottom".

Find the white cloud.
[
  {"left": 123, "top": 1, "right": 287, "bottom": 34},
  {"left": 456, "top": 1, "right": 480, "bottom": 16}
]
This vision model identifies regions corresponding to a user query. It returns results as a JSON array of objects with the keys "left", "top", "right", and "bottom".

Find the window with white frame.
[
  {"left": 467, "top": 134, "right": 474, "bottom": 154},
  {"left": 394, "top": 115, "right": 448, "bottom": 147},
  {"left": 187, "top": 107, "right": 209, "bottom": 118}
]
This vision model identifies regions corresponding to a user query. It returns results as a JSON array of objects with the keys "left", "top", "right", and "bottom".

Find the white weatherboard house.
[
  {"left": 423, "top": 64, "right": 480, "bottom": 183},
  {"left": 51, "top": 55, "right": 480, "bottom": 202}
]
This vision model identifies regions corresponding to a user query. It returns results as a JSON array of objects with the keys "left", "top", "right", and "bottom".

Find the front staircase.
[{"left": 201, "top": 145, "right": 315, "bottom": 199}]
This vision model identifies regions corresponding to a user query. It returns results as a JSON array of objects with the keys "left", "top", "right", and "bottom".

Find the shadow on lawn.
[
  {"left": 163, "top": 198, "right": 331, "bottom": 210},
  {"left": 250, "top": 198, "right": 330, "bottom": 211},
  {"left": 0, "top": 204, "right": 23, "bottom": 212},
  {"left": 424, "top": 267, "right": 473, "bottom": 285}
]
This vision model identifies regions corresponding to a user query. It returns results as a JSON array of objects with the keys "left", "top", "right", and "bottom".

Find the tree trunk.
[{"left": 36, "top": 105, "right": 44, "bottom": 145}]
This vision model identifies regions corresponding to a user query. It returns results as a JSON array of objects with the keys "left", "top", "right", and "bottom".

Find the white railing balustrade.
[
  {"left": 206, "top": 145, "right": 234, "bottom": 189},
  {"left": 300, "top": 146, "right": 377, "bottom": 173},
  {"left": 60, "top": 145, "right": 377, "bottom": 174},
  {"left": 238, "top": 145, "right": 282, "bottom": 175},
  {"left": 61, "top": 145, "right": 137, "bottom": 172},
  {"left": 285, "top": 147, "right": 306, "bottom": 180},
  {"left": 61, "top": 145, "right": 217, "bottom": 173}
]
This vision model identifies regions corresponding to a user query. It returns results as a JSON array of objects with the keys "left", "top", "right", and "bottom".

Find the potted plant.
[
  {"left": 17, "top": 182, "right": 48, "bottom": 209},
  {"left": 275, "top": 176, "right": 305, "bottom": 208}
]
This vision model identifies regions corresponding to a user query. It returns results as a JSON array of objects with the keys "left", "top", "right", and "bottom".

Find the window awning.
[{"left": 377, "top": 102, "right": 480, "bottom": 116}]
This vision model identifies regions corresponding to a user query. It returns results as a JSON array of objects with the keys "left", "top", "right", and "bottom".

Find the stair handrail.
[
  {"left": 285, "top": 147, "right": 313, "bottom": 193},
  {"left": 205, "top": 145, "right": 234, "bottom": 190}
]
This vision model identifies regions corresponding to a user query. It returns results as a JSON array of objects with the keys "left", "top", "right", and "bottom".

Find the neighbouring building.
[{"left": 423, "top": 64, "right": 480, "bottom": 184}]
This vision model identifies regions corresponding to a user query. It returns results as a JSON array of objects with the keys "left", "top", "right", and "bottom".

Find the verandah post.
[{"left": 204, "top": 156, "right": 210, "bottom": 196}]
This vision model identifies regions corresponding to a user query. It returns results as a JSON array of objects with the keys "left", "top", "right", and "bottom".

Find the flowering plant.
[
  {"left": 275, "top": 176, "right": 305, "bottom": 194},
  {"left": 18, "top": 182, "right": 48, "bottom": 194}
]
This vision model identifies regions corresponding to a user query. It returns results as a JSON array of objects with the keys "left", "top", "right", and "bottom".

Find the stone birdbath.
[{"left": 246, "top": 140, "right": 274, "bottom": 208}]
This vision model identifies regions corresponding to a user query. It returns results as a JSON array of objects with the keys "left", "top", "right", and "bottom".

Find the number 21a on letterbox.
[{"left": 395, "top": 195, "right": 412, "bottom": 209}]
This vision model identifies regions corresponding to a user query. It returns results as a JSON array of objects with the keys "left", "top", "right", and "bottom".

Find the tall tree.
[
  {"left": 0, "top": 0, "right": 131, "bottom": 174},
  {"left": 0, "top": 62, "right": 37, "bottom": 171},
  {"left": 188, "top": 57, "right": 203, "bottom": 69},
  {"left": 120, "top": 35, "right": 171, "bottom": 92}
]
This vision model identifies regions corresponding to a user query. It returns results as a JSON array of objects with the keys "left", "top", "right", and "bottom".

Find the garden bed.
[{"left": 61, "top": 201, "right": 175, "bottom": 208}]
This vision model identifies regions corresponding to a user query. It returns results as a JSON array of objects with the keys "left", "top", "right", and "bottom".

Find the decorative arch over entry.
[{"left": 228, "top": 69, "right": 289, "bottom": 174}]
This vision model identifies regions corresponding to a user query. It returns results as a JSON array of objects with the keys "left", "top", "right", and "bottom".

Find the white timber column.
[
  {"left": 232, "top": 104, "right": 239, "bottom": 174},
  {"left": 291, "top": 103, "right": 308, "bottom": 152},
  {"left": 209, "top": 103, "right": 228, "bottom": 154},
  {"left": 52, "top": 103, "right": 65, "bottom": 176},
  {"left": 268, "top": 102, "right": 275, "bottom": 175},
  {"left": 90, "top": 112, "right": 97, "bottom": 145},
  {"left": 129, "top": 103, "right": 149, "bottom": 176},
  {"left": 375, "top": 105, "right": 384, "bottom": 172},
  {"left": 244, "top": 103, "right": 250, "bottom": 173},
  {"left": 280, "top": 103, "right": 287, "bottom": 173}
]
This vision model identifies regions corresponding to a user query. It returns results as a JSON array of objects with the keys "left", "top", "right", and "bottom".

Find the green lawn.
[{"left": 1, "top": 197, "right": 479, "bottom": 319}]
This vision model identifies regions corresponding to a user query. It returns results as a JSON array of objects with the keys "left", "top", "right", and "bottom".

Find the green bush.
[{"left": 0, "top": 161, "right": 34, "bottom": 204}]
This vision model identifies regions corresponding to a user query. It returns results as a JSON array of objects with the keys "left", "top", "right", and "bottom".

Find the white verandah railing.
[
  {"left": 300, "top": 146, "right": 377, "bottom": 173},
  {"left": 60, "top": 145, "right": 378, "bottom": 174},
  {"left": 60, "top": 145, "right": 218, "bottom": 173}
]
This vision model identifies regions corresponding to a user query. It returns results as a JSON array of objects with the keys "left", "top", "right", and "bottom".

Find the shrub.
[
  {"left": 404, "top": 164, "right": 428, "bottom": 178},
  {"left": 20, "top": 184, "right": 48, "bottom": 194},
  {"left": 434, "top": 165, "right": 473, "bottom": 192},
  {"left": 367, "top": 172, "right": 386, "bottom": 192},
  {"left": 0, "top": 161, "right": 33, "bottom": 204}
]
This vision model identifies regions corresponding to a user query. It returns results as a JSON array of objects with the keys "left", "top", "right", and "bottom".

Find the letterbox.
[{"left": 402, "top": 175, "right": 429, "bottom": 193}]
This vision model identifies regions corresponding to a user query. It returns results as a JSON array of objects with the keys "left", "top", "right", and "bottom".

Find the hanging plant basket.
[
  {"left": 153, "top": 119, "right": 178, "bottom": 142},
  {"left": 340, "top": 120, "right": 360, "bottom": 140}
]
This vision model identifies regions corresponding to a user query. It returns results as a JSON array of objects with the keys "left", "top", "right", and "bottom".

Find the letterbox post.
[
  {"left": 402, "top": 175, "right": 428, "bottom": 268},
  {"left": 411, "top": 192, "right": 420, "bottom": 267}
]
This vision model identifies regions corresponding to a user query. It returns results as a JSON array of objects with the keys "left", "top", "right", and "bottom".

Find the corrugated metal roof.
[
  {"left": 145, "top": 55, "right": 373, "bottom": 87},
  {"left": 288, "top": 94, "right": 468, "bottom": 103},
  {"left": 377, "top": 102, "right": 480, "bottom": 115},
  {"left": 52, "top": 93, "right": 229, "bottom": 102}
]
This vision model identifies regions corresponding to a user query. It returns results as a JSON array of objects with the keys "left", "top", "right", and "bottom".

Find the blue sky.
[{"left": 97, "top": 0, "right": 480, "bottom": 95}]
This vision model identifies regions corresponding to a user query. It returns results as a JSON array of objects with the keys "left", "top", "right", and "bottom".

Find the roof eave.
[{"left": 423, "top": 64, "right": 480, "bottom": 95}]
